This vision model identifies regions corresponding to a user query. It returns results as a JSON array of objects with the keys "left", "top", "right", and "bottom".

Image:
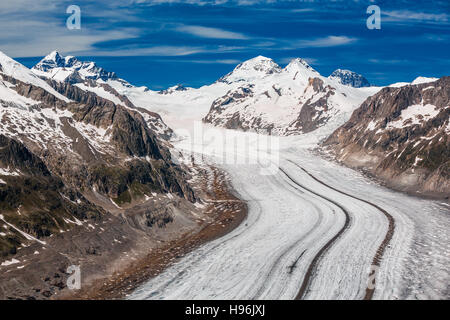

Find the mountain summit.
[
  {"left": 328, "top": 69, "right": 370, "bottom": 88},
  {"left": 33, "top": 51, "right": 117, "bottom": 82},
  {"left": 218, "top": 56, "right": 282, "bottom": 84}
]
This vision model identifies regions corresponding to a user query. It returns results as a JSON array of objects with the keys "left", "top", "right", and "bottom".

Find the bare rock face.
[
  {"left": 0, "top": 134, "right": 104, "bottom": 257},
  {"left": 324, "top": 76, "right": 450, "bottom": 197},
  {"left": 291, "top": 78, "right": 336, "bottom": 133}
]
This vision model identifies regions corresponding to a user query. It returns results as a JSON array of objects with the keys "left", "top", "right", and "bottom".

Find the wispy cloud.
[
  {"left": 279, "top": 57, "right": 318, "bottom": 65},
  {"left": 85, "top": 46, "right": 206, "bottom": 57},
  {"left": 162, "top": 58, "right": 242, "bottom": 64},
  {"left": 0, "top": 0, "right": 141, "bottom": 57},
  {"left": 133, "top": 0, "right": 292, "bottom": 6},
  {"left": 290, "top": 36, "right": 357, "bottom": 48},
  {"left": 383, "top": 10, "right": 449, "bottom": 23},
  {"left": 290, "top": 8, "right": 315, "bottom": 13},
  {"left": 76, "top": 44, "right": 244, "bottom": 57},
  {"left": 175, "top": 25, "right": 248, "bottom": 39},
  {"left": 0, "top": 21, "right": 139, "bottom": 57},
  {"left": 368, "top": 58, "right": 410, "bottom": 65}
]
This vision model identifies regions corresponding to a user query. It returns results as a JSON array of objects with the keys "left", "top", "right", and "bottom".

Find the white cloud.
[
  {"left": 175, "top": 25, "right": 248, "bottom": 39},
  {"left": 368, "top": 58, "right": 409, "bottom": 65},
  {"left": 290, "top": 8, "right": 315, "bottom": 13}
]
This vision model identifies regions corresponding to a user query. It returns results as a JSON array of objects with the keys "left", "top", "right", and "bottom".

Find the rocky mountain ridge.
[
  {"left": 31, "top": 52, "right": 172, "bottom": 139},
  {"left": 324, "top": 76, "right": 449, "bottom": 197},
  {"left": 0, "top": 51, "right": 195, "bottom": 259}
]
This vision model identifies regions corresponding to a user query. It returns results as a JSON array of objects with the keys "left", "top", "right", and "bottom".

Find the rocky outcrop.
[
  {"left": 324, "top": 76, "right": 450, "bottom": 197},
  {"left": 0, "top": 134, "right": 50, "bottom": 176},
  {"left": 291, "top": 78, "right": 336, "bottom": 133},
  {"left": 203, "top": 85, "right": 257, "bottom": 131}
]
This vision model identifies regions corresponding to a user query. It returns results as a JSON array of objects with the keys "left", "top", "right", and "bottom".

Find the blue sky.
[{"left": 1, "top": 0, "right": 449, "bottom": 89}]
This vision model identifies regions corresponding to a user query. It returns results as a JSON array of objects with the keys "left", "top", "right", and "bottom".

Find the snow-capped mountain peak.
[
  {"left": 328, "top": 69, "right": 370, "bottom": 88},
  {"left": 0, "top": 51, "right": 71, "bottom": 102},
  {"left": 284, "top": 58, "right": 319, "bottom": 78},
  {"left": 218, "top": 56, "right": 282, "bottom": 84},
  {"left": 28, "top": 51, "right": 172, "bottom": 139},
  {"left": 33, "top": 51, "right": 117, "bottom": 82},
  {"left": 238, "top": 55, "right": 280, "bottom": 72},
  {"left": 33, "top": 50, "right": 66, "bottom": 72},
  {"left": 411, "top": 76, "right": 439, "bottom": 85}
]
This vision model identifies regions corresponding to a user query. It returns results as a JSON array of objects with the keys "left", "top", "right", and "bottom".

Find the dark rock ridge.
[
  {"left": 324, "top": 76, "right": 449, "bottom": 197},
  {"left": 329, "top": 69, "right": 370, "bottom": 88}
]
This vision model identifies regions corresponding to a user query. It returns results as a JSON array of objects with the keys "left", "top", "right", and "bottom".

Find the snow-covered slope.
[
  {"left": 218, "top": 55, "right": 283, "bottom": 84},
  {"left": 389, "top": 76, "right": 439, "bottom": 88},
  {"left": 0, "top": 51, "right": 70, "bottom": 103}
]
